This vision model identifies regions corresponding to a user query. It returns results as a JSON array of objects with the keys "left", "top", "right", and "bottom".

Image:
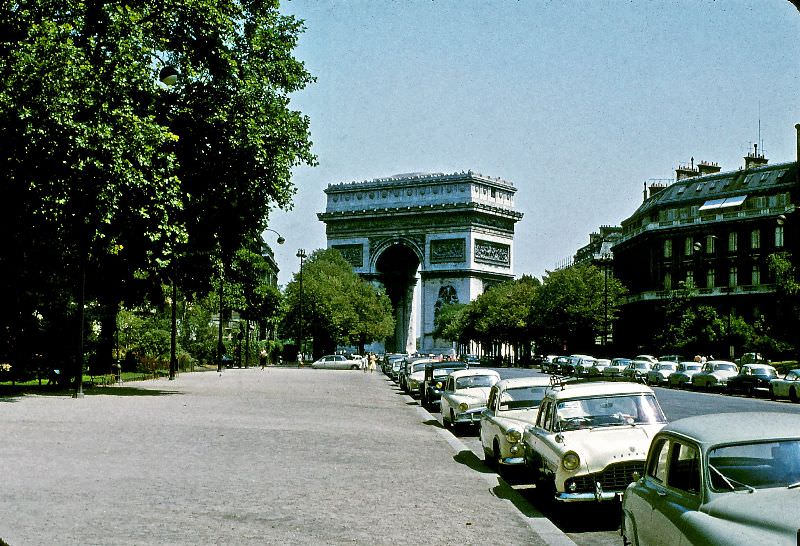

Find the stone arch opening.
[{"left": 375, "top": 243, "right": 420, "bottom": 353}]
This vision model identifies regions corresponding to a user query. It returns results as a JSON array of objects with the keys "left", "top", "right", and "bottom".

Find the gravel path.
[{"left": 1, "top": 368, "right": 570, "bottom": 545}]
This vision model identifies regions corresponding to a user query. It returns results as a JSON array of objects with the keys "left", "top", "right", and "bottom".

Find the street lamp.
[
  {"left": 244, "top": 229, "right": 285, "bottom": 368},
  {"left": 296, "top": 248, "right": 307, "bottom": 364},
  {"left": 264, "top": 228, "right": 286, "bottom": 245}
]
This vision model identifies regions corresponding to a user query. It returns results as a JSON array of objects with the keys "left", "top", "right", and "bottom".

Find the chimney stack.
[
  {"left": 697, "top": 161, "right": 721, "bottom": 176},
  {"left": 744, "top": 143, "right": 768, "bottom": 170},
  {"left": 676, "top": 156, "right": 700, "bottom": 180}
]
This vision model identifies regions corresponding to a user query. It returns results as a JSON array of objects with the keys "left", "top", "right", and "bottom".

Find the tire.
[
  {"left": 493, "top": 441, "right": 505, "bottom": 476},
  {"left": 350, "top": 365, "right": 359, "bottom": 370},
  {"left": 769, "top": 386, "right": 776, "bottom": 401},
  {"left": 746, "top": 386, "right": 754, "bottom": 398},
  {"left": 790, "top": 387, "right": 799, "bottom": 404}
]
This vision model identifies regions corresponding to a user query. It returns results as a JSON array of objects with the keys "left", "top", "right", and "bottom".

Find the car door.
[
  {"left": 647, "top": 439, "right": 703, "bottom": 546},
  {"left": 441, "top": 376, "right": 455, "bottom": 416},
  {"left": 480, "top": 386, "right": 500, "bottom": 451},
  {"left": 527, "top": 399, "right": 559, "bottom": 475},
  {"left": 625, "top": 436, "right": 670, "bottom": 545}
]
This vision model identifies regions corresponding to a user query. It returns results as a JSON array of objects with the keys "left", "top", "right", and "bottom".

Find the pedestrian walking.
[{"left": 368, "top": 353, "right": 377, "bottom": 373}]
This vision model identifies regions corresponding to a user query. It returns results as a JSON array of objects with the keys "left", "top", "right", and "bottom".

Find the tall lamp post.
[
  {"left": 599, "top": 253, "right": 613, "bottom": 351},
  {"left": 244, "top": 229, "right": 285, "bottom": 368},
  {"left": 296, "top": 249, "right": 307, "bottom": 364}
]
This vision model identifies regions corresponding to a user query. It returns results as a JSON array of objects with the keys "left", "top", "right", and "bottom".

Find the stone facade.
[{"left": 318, "top": 171, "right": 522, "bottom": 353}]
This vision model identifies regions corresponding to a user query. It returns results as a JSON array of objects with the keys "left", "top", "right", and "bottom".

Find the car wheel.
[
  {"left": 746, "top": 385, "right": 755, "bottom": 397},
  {"left": 350, "top": 365, "right": 359, "bottom": 370},
  {"left": 483, "top": 445, "right": 496, "bottom": 468},
  {"left": 493, "top": 441, "right": 505, "bottom": 476},
  {"left": 769, "top": 386, "right": 776, "bottom": 400},
  {"left": 790, "top": 387, "right": 799, "bottom": 404}
]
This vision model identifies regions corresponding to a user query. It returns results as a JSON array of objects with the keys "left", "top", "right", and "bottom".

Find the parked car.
[
  {"left": 389, "top": 359, "right": 404, "bottom": 381},
  {"left": 588, "top": 358, "right": 611, "bottom": 376},
  {"left": 602, "top": 358, "right": 632, "bottom": 378},
  {"left": 521, "top": 381, "right": 667, "bottom": 503},
  {"left": 420, "top": 361, "right": 468, "bottom": 409},
  {"left": 634, "top": 354, "right": 658, "bottom": 365},
  {"left": 645, "top": 361, "right": 678, "bottom": 386},
  {"left": 440, "top": 369, "right": 500, "bottom": 429},
  {"left": 404, "top": 358, "right": 437, "bottom": 397},
  {"left": 726, "top": 364, "right": 778, "bottom": 397},
  {"left": 769, "top": 368, "right": 800, "bottom": 402},
  {"left": 657, "top": 354, "right": 684, "bottom": 363},
  {"left": 668, "top": 361, "right": 704, "bottom": 388},
  {"left": 571, "top": 355, "right": 597, "bottom": 376},
  {"left": 691, "top": 360, "right": 739, "bottom": 390},
  {"left": 310, "top": 354, "right": 364, "bottom": 370},
  {"left": 540, "top": 355, "right": 559, "bottom": 373},
  {"left": 552, "top": 355, "right": 572, "bottom": 375},
  {"left": 480, "top": 377, "right": 552, "bottom": 471},
  {"left": 622, "top": 360, "right": 652, "bottom": 382},
  {"left": 621, "top": 412, "right": 800, "bottom": 546}
]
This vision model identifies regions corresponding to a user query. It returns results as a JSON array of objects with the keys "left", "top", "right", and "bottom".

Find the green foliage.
[
  {"left": 0, "top": 1, "right": 314, "bottom": 370},
  {"left": 283, "top": 249, "right": 394, "bottom": 357}
]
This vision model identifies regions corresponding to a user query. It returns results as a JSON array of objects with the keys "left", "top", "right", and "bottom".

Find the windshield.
[
  {"left": 555, "top": 394, "right": 666, "bottom": 431},
  {"left": 659, "top": 364, "right": 677, "bottom": 371},
  {"left": 709, "top": 440, "right": 800, "bottom": 491},
  {"left": 456, "top": 375, "right": 497, "bottom": 389},
  {"left": 714, "top": 364, "right": 737, "bottom": 371},
  {"left": 683, "top": 364, "right": 701, "bottom": 371},
  {"left": 754, "top": 368, "right": 777, "bottom": 377},
  {"left": 611, "top": 359, "right": 631, "bottom": 367},
  {"left": 412, "top": 362, "right": 428, "bottom": 372},
  {"left": 499, "top": 386, "right": 548, "bottom": 410}
]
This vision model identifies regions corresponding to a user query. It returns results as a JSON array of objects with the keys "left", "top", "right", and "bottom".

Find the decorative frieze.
[
  {"left": 332, "top": 244, "right": 364, "bottom": 268},
  {"left": 475, "top": 239, "right": 510, "bottom": 267},
  {"left": 430, "top": 238, "right": 466, "bottom": 264}
]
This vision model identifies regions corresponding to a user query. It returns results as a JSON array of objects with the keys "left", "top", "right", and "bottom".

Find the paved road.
[
  {"left": 422, "top": 368, "right": 800, "bottom": 546},
  {"left": 1, "top": 368, "right": 575, "bottom": 546}
]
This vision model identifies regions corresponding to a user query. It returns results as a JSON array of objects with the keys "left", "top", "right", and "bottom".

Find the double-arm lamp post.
[{"left": 296, "top": 249, "right": 307, "bottom": 363}]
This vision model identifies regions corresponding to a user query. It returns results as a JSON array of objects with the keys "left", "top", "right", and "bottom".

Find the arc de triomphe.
[{"left": 317, "top": 171, "right": 522, "bottom": 354}]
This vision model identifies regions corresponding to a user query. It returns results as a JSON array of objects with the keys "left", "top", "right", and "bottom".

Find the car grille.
[{"left": 567, "top": 461, "right": 645, "bottom": 493}]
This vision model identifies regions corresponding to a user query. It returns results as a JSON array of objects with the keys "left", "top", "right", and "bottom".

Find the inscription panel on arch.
[
  {"left": 429, "top": 238, "right": 466, "bottom": 264},
  {"left": 474, "top": 239, "right": 510, "bottom": 267},
  {"left": 332, "top": 244, "right": 364, "bottom": 268}
]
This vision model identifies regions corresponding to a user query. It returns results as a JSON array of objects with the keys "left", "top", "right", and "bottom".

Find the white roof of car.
[
  {"left": 663, "top": 412, "right": 800, "bottom": 447},
  {"left": 450, "top": 368, "right": 500, "bottom": 379},
  {"left": 547, "top": 381, "right": 654, "bottom": 400},
  {"left": 494, "top": 376, "right": 552, "bottom": 391}
]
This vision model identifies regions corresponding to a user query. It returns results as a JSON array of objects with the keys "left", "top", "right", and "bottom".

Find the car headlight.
[
  {"left": 458, "top": 402, "right": 469, "bottom": 412},
  {"left": 435, "top": 381, "right": 443, "bottom": 389},
  {"left": 562, "top": 451, "right": 580, "bottom": 471},
  {"left": 505, "top": 429, "right": 522, "bottom": 444}
]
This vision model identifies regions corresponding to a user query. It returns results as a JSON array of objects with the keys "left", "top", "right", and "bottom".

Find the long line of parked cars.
[{"left": 380, "top": 351, "right": 800, "bottom": 545}]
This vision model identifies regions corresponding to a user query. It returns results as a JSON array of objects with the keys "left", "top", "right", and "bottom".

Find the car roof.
[
  {"left": 494, "top": 376, "right": 552, "bottom": 390},
  {"left": 743, "top": 363, "right": 776, "bottom": 370},
  {"left": 546, "top": 381, "right": 654, "bottom": 399},
  {"left": 662, "top": 412, "right": 800, "bottom": 447},
  {"left": 450, "top": 368, "right": 500, "bottom": 379}
]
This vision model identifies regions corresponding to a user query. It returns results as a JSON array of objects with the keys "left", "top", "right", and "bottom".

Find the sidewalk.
[{"left": 1, "top": 368, "right": 572, "bottom": 545}]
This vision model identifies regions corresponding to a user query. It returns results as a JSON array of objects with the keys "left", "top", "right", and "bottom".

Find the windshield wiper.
[{"left": 709, "top": 464, "right": 755, "bottom": 493}]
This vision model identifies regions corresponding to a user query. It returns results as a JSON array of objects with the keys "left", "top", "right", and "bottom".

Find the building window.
[
  {"left": 751, "top": 229, "right": 760, "bottom": 250},
  {"left": 729, "top": 266, "right": 737, "bottom": 287},
  {"left": 686, "top": 270, "right": 694, "bottom": 287},
  {"left": 728, "top": 232, "right": 738, "bottom": 252},
  {"left": 664, "top": 239, "right": 672, "bottom": 258},
  {"left": 752, "top": 264, "right": 761, "bottom": 285},
  {"left": 776, "top": 226, "right": 784, "bottom": 248},
  {"left": 707, "top": 268, "right": 715, "bottom": 289},
  {"left": 664, "top": 271, "right": 672, "bottom": 290},
  {"left": 706, "top": 235, "right": 716, "bottom": 253},
  {"left": 684, "top": 237, "right": 694, "bottom": 256}
]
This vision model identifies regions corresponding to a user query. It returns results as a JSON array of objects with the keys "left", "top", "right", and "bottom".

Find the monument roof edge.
[{"left": 324, "top": 170, "right": 516, "bottom": 193}]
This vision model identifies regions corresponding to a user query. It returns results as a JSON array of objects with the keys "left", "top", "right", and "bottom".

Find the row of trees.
[
  {"left": 435, "top": 265, "right": 627, "bottom": 363},
  {"left": 1, "top": 1, "right": 315, "bottom": 381},
  {"left": 435, "top": 254, "right": 800, "bottom": 363}
]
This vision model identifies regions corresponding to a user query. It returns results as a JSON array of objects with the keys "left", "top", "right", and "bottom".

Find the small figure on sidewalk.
[
  {"left": 259, "top": 349, "right": 267, "bottom": 370},
  {"left": 368, "top": 353, "right": 377, "bottom": 373}
]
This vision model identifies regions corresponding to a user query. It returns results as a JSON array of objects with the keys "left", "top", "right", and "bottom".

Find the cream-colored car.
[
  {"left": 480, "top": 377, "right": 552, "bottom": 471},
  {"left": 522, "top": 381, "right": 667, "bottom": 502},
  {"left": 440, "top": 369, "right": 500, "bottom": 429}
]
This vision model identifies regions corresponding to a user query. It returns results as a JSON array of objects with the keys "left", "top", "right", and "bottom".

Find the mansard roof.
[{"left": 623, "top": 161, "right": 798, "bottom": 228}]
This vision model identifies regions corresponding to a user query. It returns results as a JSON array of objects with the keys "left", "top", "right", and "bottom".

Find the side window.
[
  {"left": 542, "top": 401, "right": 555, "bottom": 431},
  {"left": 487, "top": 388, "right": 497, "bottom": 412},
  {"left": 667, "top": 442, "right": 700, "bottom": 494},
  {"left": 647, "top": 438, "right": 669, "bottom": 484},
  {"left": 446, "top": 378, "right": 454, "bottom": 391},
  {"left": 537, "top": 400, "right": 551, "bottom": 429}
]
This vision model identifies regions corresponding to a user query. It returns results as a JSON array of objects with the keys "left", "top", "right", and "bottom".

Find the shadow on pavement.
[
  {"left": 490, "top": 482, "right": 544, "bottom": 519},
  {"left": 421, "top": 419, "right": 443, "bottom": 429},
  {"left": 0, "top": 386, "right": 182, "bottom": 399},
  {"left": 453, "top": 449, "right": 494, "bottom": 474}
]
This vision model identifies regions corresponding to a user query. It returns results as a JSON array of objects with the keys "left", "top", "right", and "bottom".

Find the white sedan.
[
  {"left": 311, "top": 355, "right": 363, "bottom": 370},
  {"left": 522, "top": 381, "right": 667, "bottom": 502},
  {"left": 770, "top": 368, "right": 800, "bottom": 402},
  {"left": 440, "top": 369, "right": 500, "bottom": 429},
  {"left": 480, "top": 376, "right": 551, "bottom": 471}
]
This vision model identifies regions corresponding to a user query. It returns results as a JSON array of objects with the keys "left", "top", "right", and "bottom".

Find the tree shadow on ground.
[
  {"left": 453, "top": 449, "right": 494, "bottom": 474},
  {"left": 0, "top": 385, "right": 182, "bottom": 399}
]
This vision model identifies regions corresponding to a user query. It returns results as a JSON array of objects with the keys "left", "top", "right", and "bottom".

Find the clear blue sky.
[{"left": 269, "top": 0, "right": 800, "bottom": 286}]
